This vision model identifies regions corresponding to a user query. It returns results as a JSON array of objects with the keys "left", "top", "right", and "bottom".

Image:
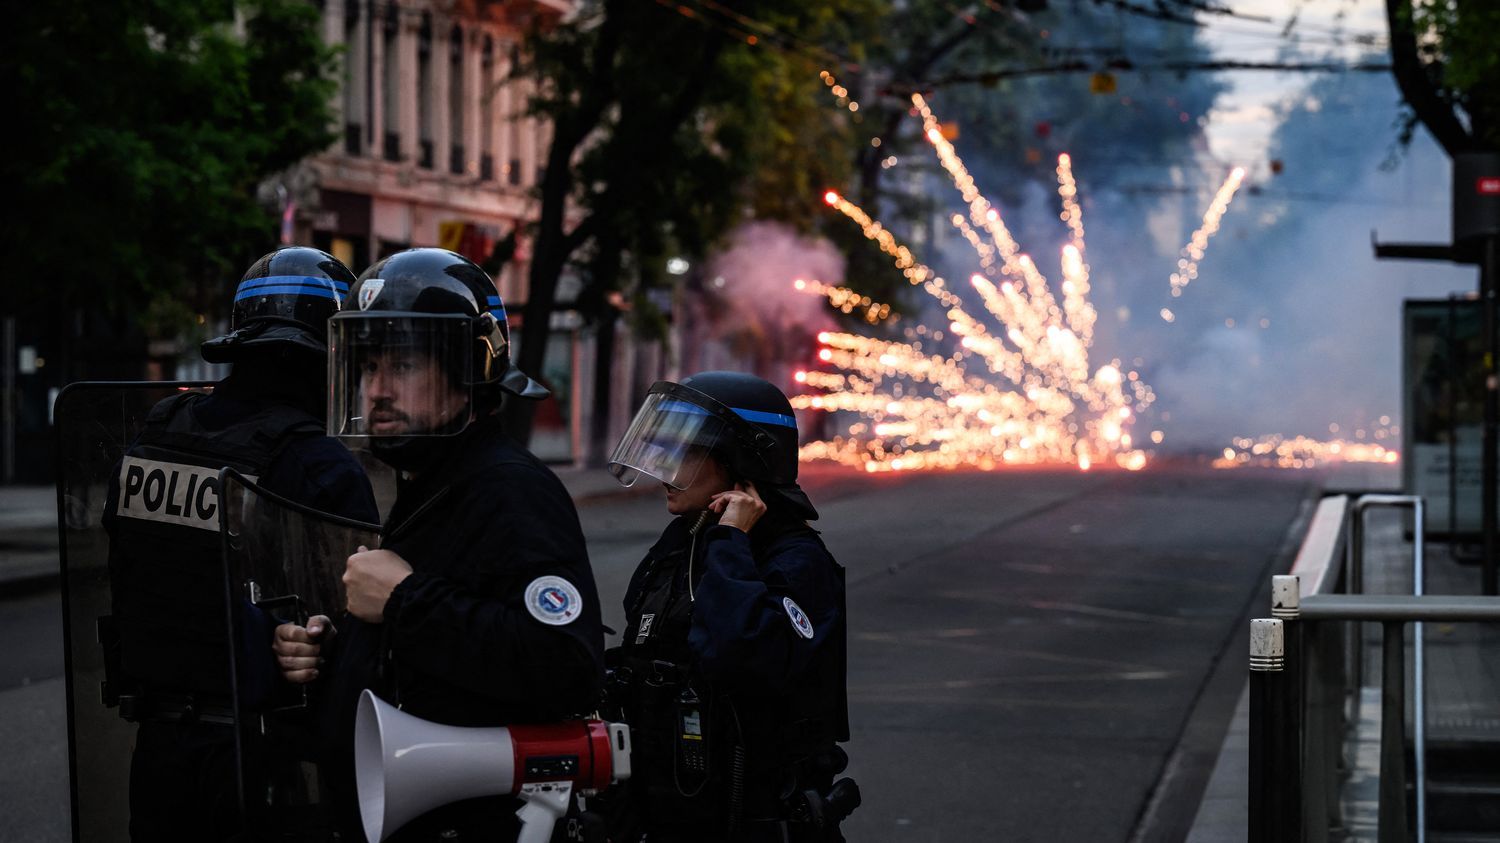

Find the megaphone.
[{"left": 355, "top": 689, "right": 631, "bottom": 843}]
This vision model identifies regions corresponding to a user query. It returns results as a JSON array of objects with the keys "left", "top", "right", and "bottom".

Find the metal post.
[
  {"left": 1413, "top": 498, "right": 1427, "bottom": 843},
  {"left": 1, "top": 316, "right": 13, "bottom": 484},
  {"left": 1378, "top": 621, "right": 1409, "bottom": 843},
  {"left": 1484, "top": 234, "right": 1499, "bottom": 595},
  {"left": 1449, "top": 295, "right": 1460, "bottom": 540},
  {"left": 1273, "top": 576, "right": 1308, "bottom": 842},
  {"left": 1349, "top": 494, "right": 1429, "bottom": 842},
  {"left": 1250, "top": 618, "right": 1290, "bottom": 843}
]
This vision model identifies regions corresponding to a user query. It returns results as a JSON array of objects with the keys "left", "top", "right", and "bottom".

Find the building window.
[
  {"left": 417, "top": 13, "right": 434, "bottom": 169},
  {"left": 479, "top": 36, "right": 494, "bottom": 181},
  {"left": 449, "top": 25, "right": 465, "bottom": 175},
  {"left": 343, "top": 0, "right": 362, "bottom": 156},
  {"left": 381, "top": 4, "right": 400, "bottom": 162}
]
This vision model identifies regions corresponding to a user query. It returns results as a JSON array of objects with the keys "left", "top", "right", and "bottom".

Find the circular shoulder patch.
[
  {"left": 783, "top": 596, "right": 815, "bottom": 640},
  {"left": 525, "top": 576, "right": 584, "bottom": 626}
]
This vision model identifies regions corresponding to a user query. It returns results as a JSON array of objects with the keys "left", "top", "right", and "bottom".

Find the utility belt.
[
  {"left": 118, "top": 689, "right": 237, "bottom": 727},
  {"left": 605, "top": 656, "right": 860, "bottom": 833}
]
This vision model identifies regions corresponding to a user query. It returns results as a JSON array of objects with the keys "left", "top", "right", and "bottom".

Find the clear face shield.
[
  {"left": 607, "top": 385, "right": 737, "bottom": 490},
  {"left": 328, "top": 314, "right": 475, "bottom": 439}
]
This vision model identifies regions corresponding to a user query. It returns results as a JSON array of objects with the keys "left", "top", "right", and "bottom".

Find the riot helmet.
[
  {"left": 201, "top": 246, "right": 356, "bottom": 363},
  {"left": 328, "top": 248, "right": 546, "bottom": 443},
  {"left": 608, "top": 371, "right": 818, "bottom": 520}
]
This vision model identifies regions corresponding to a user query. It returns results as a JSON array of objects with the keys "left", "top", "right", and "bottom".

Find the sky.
[
  {"left": 1147, "top": 0, "right": 1476, "bottom": 446},
  {"left": 731, "top": 0, "right": 1478, "bottom": 455},
  {"left": 1045, "top": 0, "right": 1477, "bottom": 448}
]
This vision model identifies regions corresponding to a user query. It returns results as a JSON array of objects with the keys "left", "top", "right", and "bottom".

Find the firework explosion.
[
  {"left": 1214, "top": 419, "right": 1402, "bottom": 469},
  {"left": 788, "top": 93, "right": 1244, "bottom": 474}
]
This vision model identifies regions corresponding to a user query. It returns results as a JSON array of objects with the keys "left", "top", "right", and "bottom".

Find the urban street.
[{"left": 1, "top": 463, "right": 1331, "bottom": 841}]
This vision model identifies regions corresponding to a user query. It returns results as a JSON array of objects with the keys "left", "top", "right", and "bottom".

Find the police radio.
[
  {"left": 675, "top": 686, "right": 710, "bottom": 793},
  {"left": 355, "top": 690, "right": 632, "bottom": 843}
]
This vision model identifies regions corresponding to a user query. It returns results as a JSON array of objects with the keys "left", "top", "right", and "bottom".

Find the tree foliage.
[
  {"left": 511, "top": 0, "right": 879, "bottom": 443},
  {"left": 1387, "top": 0, "right": 1500, "bottom": 152},
  {"left": 3, "top": 0, "right": 339, "bottom": 346}
]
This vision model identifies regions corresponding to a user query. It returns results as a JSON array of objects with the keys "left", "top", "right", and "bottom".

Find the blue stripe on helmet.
[
  {"left": 237, "top": 275, "right": 350, "bottom": 294},
  {"left": 658, "top": 397, "right": 797, "bottom": 429},
  {"left": 241, "top": 275, "right": 350, "bottom": 291},
  {"left": 234, "top": 285, "right": 340, "bottom": 303}
]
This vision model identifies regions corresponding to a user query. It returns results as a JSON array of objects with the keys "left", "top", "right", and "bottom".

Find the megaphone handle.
[{"left": 515, "top": 782, "right": 572, "bottom": 843}]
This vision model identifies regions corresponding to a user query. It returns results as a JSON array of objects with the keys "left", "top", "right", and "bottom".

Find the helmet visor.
[
  {"left": 328, "top": 314, "right": 474, "bottom": 439},
  {"left": 607, "top": 388, "right": 733, "bottom": 490}
]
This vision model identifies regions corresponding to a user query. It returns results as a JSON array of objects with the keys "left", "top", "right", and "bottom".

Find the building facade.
[
  {"left": 292, "top": 0, "right": 607, "bottom": 462},
  {"left": 301, "top": 0, "right": 565, "bottom": 306}
]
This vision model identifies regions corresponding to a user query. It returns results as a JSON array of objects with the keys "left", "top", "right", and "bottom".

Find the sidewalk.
[
  {"left": 1186, "top": 497, "right": 1500, "bottom": 842},
  {"left": 0, "top": 485, "right": 59, "bottom": 592}
]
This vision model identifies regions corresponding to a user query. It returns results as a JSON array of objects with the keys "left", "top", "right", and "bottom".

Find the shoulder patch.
[
  {"left": 783, "top": 596, "right": 815, "bottom": 640},
  {"left": 525, "top": 576, "right": 584, "bottom": 626}
]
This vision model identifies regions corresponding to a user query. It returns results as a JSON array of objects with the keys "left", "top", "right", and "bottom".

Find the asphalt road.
[{"left": 0, "top": 464, "right": 1316, "bottom": 842}]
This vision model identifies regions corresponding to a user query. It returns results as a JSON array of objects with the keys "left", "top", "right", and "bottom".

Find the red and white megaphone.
[{"left": 354, "top": 689, "right": 632, "bottom": 843}]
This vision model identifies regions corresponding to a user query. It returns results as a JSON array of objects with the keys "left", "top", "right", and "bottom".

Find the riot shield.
[
  {"left": 219, "top": 468, "right": 380, "bottom": 837},
  {"left": 55, "top": 381, "right": 213, "bottom": 843}
]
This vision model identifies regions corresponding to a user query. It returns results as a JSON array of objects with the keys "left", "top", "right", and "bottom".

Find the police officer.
[
  {"left": 103, "top": 246, "right": 379, "bottom": 841},
  {"left": 603, "top": 372, "right": 858, "bottom": 842},
  {"left": 272, "top": 247, "right": 605, "bottom": 841}
]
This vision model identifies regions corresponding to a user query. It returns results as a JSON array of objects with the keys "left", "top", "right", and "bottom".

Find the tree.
[
  {"left": 1386, "top": 0, "right": 1500, "bottom": 153},
  {"left": 2, "top": 0, "right": 340, "bottom": 378},
  {"left": 512, "top": 0, "right": 878, "bottom": 450}
]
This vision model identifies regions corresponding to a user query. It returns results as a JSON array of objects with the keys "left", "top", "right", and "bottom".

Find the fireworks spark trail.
[
  {"left": 1168, "top": 167, "right": 1246, "bottom": 300},
  {"left": 792, "top": 278, "right": 897, "bottom": 324},
  {"left": 951, "top": 213, "right": 999, "bottom": 276},
  {"left": 1055, "top": 154, "right": 1097, "bottom": 343},
  {"left": 1214, "top": 435, "right": 1399, "bottom": 469},
  {"left": 1214, "top": 419, "right": 1401, "bottom": 469},
  {"left": 912, "top": 95, "right": 1030, "bottom": 283},
  {"left": 792, "top": 91, "right": 1249, "bottom": 474}
]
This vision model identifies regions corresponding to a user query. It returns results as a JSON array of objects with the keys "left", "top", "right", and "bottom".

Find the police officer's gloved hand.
[
  {"left": 708, "top": 481, "right": 767, "bottom": 533},
  {"left": 273, "top": 614, "right": 335, "bottom": 684}
]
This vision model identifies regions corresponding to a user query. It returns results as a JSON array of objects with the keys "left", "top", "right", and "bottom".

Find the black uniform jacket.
[
  {"left": 617, "top": 508, "right": 848, "bottom": 826},
  {"left": 102, "top": 381, "right": 378, "bottom": 696},
  {"left": 320, "top": 414, "right": 605, "bottom": 839}
]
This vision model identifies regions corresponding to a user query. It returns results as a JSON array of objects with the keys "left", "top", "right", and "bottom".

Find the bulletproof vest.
[{"left": 105, "top": 392, "right": 324, "bottom": 696}]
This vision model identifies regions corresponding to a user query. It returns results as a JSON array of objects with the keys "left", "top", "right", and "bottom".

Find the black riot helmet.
[
  {"left": 608, "top": 371, "right": 818, "bottom": 520},
  {"left": 328, "top": 248, "right": 547, "bottom": 443},
  {"left": 201, "top": 246, "right": 355, "bottom": 364}
]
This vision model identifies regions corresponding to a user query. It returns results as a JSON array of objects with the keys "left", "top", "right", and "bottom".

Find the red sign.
[{"left": 1478, "top": 177, "right": 1500, "bottom": 195}]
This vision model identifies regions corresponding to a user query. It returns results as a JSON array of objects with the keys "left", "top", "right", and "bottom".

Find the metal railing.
[{"left": 1249, "top": 493, "right": 1500, "bottom": 843}]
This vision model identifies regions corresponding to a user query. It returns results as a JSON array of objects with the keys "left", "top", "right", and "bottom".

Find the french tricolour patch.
[
  {"left": 783, "top": 597, "right": 814, "bottom": 639},
  {"left": 525, "top": 576, "right": 584, "bottom": 626}
]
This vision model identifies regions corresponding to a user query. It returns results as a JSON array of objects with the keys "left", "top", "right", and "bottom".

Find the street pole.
[
  {"left": 1483, "top": 234, "right": 1498, "bottom": 594},
  {"left": 1249, "top": 618, "right": 1293, "bottom": 843},
  {"left": 1, "top": 316, "right": 13, "bottom": 484}
]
